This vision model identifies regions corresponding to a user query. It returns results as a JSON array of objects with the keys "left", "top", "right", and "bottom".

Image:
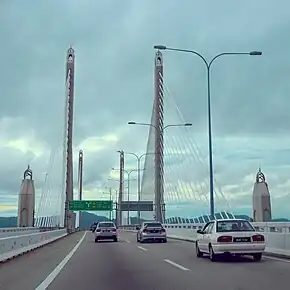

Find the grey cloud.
[
  {"left": 0, "top": 145, "right": 49, "bottom": 193},
  {"left": 1, "top": 0, "right": 290, "bottom": 216}
]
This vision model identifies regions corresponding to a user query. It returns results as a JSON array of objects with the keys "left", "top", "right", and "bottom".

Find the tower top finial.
[
  {"left": 24, "top": 165, "right": 33, "bottom": 180},
  {"left": 155, "top": 50, "right": 163, "bottom": 67},
  {"left": 256, "top": 167, "right": 265, "bottom": 183}
]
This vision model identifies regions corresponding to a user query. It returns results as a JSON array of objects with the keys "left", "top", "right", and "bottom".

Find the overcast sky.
[{"left": 1, "top": 0, "right": 290, "bottom": 219}]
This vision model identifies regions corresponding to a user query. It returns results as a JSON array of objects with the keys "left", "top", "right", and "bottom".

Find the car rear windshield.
[
  {"left": 98, "top": 222, "right": 115, "bottom": 228},
  {"left": 144, "top": 222, "right": 162, "bottom": 228},
  {"left": 216, "top": 220, "right": 255, "bottom": 232}
]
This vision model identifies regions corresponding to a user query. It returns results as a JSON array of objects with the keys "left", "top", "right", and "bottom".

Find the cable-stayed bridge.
[{"left": 0, "top": 47, "right": 290, "bottom": 290}]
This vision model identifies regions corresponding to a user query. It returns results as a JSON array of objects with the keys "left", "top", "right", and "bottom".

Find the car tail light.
[
  {"left": 252, "top": 234, "right": 264, "bottom": 242},
  {"left": 217, "top": 235, "right": 233, "bottom": 243},
  {"left": 112, "top": 228, "right": 116, "bottom": 232},
  {"left": 96, "top": 229, "right": 101, "bottom": 232},
  {"left": 160, "top": 228, "right": 166, "bottom": 233},
  {"left": 143, "top": 229, "right": 149, "bottom": 233}
]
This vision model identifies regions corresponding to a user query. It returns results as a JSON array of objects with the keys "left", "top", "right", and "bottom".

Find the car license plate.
[{"left": 234, "top": 237, "right": 250, "bottom": 242}]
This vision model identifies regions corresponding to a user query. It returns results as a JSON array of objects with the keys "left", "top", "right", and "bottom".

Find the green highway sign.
[{"left": 68, "top": 200, "right": 113, "bottom": 211}]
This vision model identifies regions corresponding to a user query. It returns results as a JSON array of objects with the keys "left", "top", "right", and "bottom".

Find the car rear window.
[
  {"left": 98, "top": 222, "right": 115, "bottom": 228},
  {"left": 144, "top": 222, "right": 162, "bottom": 228},
  {"left": 216, "top": 220, "right": 255, "bottom": 232}
]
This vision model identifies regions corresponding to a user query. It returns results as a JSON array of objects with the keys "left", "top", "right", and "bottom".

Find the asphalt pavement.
[{"left": 0, "top": 230, "right": 290, "bottom": 290}]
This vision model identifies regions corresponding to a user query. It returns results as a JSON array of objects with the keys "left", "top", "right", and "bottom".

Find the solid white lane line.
[
  {"left": 137, "top": 246, "right": 147, "bottom": 251},
  {"left": 35, "top": 231, "right": 87, "bottom": 290},
  {"left": 164, "top": 259, "right": 189, "bottom": 271}
]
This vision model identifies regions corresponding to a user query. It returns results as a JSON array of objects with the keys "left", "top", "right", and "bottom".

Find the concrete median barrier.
[{"left": 0, "top": 229, "right": 67, "bottom": 262}]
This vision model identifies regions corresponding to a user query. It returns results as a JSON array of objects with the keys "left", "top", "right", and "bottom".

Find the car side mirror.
[
  {"left": 197, "top": 230, "right": 203, "bottom": 234},
  {"left": 136, "top": 226, "right": 140, "bottom": 230}
]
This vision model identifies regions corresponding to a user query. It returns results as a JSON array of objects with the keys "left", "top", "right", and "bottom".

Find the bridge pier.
[
  {"left": 252, "top": 168, "right": 272, "bottom": 222},
  {"left": 17, "top": 166, "right": 35, "bottom": 227}
]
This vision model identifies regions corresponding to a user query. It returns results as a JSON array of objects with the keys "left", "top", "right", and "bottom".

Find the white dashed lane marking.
[
  {"left": 137, "top": 246, "right": 147, "bottom": 251},
  {"left": 164, "top": 259, "right": 190, "bottom": 271}
]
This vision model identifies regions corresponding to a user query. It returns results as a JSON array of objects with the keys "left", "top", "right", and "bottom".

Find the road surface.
[{"left": 0, "top": 230, "right": 289, "bottom": 289}]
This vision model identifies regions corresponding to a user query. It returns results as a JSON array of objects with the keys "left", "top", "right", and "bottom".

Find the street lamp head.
[
  {"left": 154, "top": 45, "right": 167, "bottom": 50},
  {"left": 128, "top": 121, "right": 136, "bottom": 125},
  {"left": 249, "top": 51, "right": 262, "bottom": 56},
  {"left": 184, "top": 123, "right": 192, "bottom": 126}
]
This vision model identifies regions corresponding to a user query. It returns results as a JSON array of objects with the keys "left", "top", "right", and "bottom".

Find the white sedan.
[{"left": 195, "top": 219, "right": 265, "bottom": 262}]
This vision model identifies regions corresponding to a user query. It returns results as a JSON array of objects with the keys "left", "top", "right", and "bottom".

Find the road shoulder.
[{"left": 0, "top": 231, "right": 85, "bottom": 290}]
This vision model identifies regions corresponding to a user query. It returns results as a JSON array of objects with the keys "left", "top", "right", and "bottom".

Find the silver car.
[
  {"left": 136, "top": 221, "right": 167, "bottom": 243},
  {"left": 94, "top": 221, "right": 118, "bottom": 242}
]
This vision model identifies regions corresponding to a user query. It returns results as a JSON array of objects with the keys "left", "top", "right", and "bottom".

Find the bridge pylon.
[
  {"left": 17, "top": 166, "right": 35, "bottom": 227},
  {"left": 252, "top": 168, "right": 272, "bottom": 222},
  {"left": 154, "top": 50, "right": 165, "bottom": 223},
  {"left": 64, "top": 46, "right": 76, "bottom": 233}
]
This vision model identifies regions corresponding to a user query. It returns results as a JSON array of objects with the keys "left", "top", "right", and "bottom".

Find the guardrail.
[
  {"left": 0, "top": 227, "right": 40, "bottom": 233},
  {"left": 0, "top": 229, "right": 67, "bottom": 262},
  {"left": 118, "top": 222, "right": 290, "bottom": 257},
  {"left": 164, "top": 222, "right": 290, "bottom": 233}
]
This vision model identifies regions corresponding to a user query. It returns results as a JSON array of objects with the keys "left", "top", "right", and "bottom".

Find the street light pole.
[
  {"left": 109, "top": 187, "right": 112, "bottom": 220},
  {"left": 127, "top": 122, "right": 192, "bottom": 223},
  {"left": 112, "top": 167, "right": 137, "bottom": 225},
  {"left": 154, "top": 45, "right": 262, "bottom": 220},
  {"left": 106, "top": 187, "right": 119, "bottom": 221},
  {"left": 122, "top": 152, "right": 154, "bottom": 224}
]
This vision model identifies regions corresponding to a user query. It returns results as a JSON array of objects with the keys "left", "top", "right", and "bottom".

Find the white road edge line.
[
  {"left": 35, "top": 231, "right": 87, "bottom": 290},
  {"left": 164, "top": 259, "right": 189, "bottom": 271},
  {"left": 137, "top": 246, "right": 147, "bottom": 251}
]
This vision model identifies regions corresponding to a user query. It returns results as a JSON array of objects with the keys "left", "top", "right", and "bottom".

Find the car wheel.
[
  {"left": 94, "top": 238, "right": 98, "bottom": 243},
  {"left": 139, "top": 238, "right": 144, "bottom": 243},
  {"left": 209, "top": 245, "right": 217, "bottom": 262},
  {"left": 163, "top": 239, "right": 167, "bottom": 243},
  {"left": 253, "top": 253, "right": 262, "bottom": 261},
  {"left": 137, "top": 235, "right": 140, "bottom": 242},
  {"left": 196, "top": 242, "right": 203, "bottom": 257},
  {"left": 113, "top": 237, "right": 118, "bottom": 242}
]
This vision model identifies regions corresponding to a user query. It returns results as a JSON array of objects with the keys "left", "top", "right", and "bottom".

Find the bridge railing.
[
  {"left": 164, "top": 221, "right": 290, "bottom": 231},
  {"left": 164, "top": 222, "right": 290, "bottom": 257},
  {"left": 0, "top": 227, "right": 40, "bottom": 232}
]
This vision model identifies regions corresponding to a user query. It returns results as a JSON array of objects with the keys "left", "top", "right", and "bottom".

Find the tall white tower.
[
  {"left": 64, "top": 47, "right": 75, "bottom": 232},
  {"left": 252, "top": 168, "right": 272, "bottom": 222}
]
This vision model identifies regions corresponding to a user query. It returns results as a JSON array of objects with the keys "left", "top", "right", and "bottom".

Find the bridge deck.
[{"left": 0, "top": 231, "right": 289, "bottom": 289}]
